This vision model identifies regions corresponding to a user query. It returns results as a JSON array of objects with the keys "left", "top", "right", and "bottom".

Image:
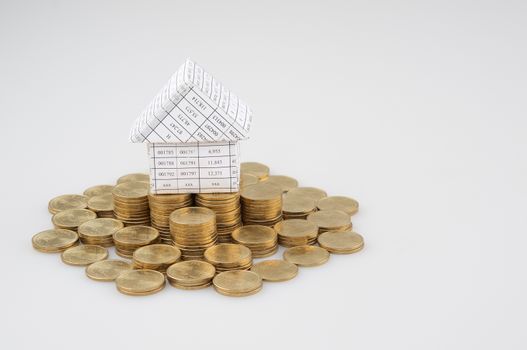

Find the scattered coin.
[
  {"left": 317, "top": 196, "right": 359, "bottom": 216},
  {"left": 83, "top": 185, "right": 114, "bottom": 198},
  {"left": 116, "top": 173, "right": 150, "bottom": 184},
  {"left": 166, "top": 260, "right": 216, "bottom": 290},
  {"left": 286, "top": 187, "right": 327, "bottom": 202},
  {"left": 213, "top": 270, "right": 263, "bottom": 297},
  {"left": 86, "top": 259, "right": 133, "bottom": 281},
  {"left": 240, "top": 162, "right": 270, "bottom": 180},
  {"left": 32, "top": 229, "right": 79, "bottom": 253},
  {"left": 115, "top": 269, "right": 165, "bottom": 296},
  {"left": 306, "top": 210, "right": 352, "bottom": 233},
  {"left": 48, "top": 194, "right": 88, "bottom": 215},
  {"left": 263, "top": 175, "right": 298, "bottom": 193},
  {"left": 317, "top": 230, "right": 364, "bottom": 254},
  {"left": 61, "top": 245, "right": 108, "bottom": 266},
  {"left": 52, "top": 209, "right": 97, "bottom": 232},
  {"left": 283, "top": 245, "right": 330, "bottom": 267},
  {"left": 251, "top": 260, "right": 298, "bottom": 282}
]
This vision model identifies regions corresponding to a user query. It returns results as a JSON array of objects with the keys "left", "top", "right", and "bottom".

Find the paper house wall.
[{"left": 129, "top": 58, "right": 253, "bottom": 194}]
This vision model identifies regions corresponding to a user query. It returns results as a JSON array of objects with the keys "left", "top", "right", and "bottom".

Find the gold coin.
[
  {"left": 32, "top": 229, "right": 79, "bottom": 253},
  {"left": 306, "top": 210, "right": 351, "bottom": 232},
  {"left": 282, "top": 195, "right": 316, "bottom": 214},
  {"left": 231, "top": 225, "right": 277, "bottom": 246},
  {"left": 61, "top": 245, "right": 108, "bottom": 266},
  {"left": 317, "top": 196, "right": 359, "bottom": 216},
  {"left": 83, "top": 185, "right": 114, "bottom": 197},
  {"left": 116, "top": 173, "right": 150, "bottom": 184},
  {"left": 317, "top": 230, "right": 364, "bottom": 254},
  {"left": 52, "top": 209, "right": 97, "bottom": 231},
  {"left": 240, "top": 162, "right": 270, "bottom": 180},
  {"left": 240, "top": 173, "right": 259, "bottom": 188},
  {"left": 286, "top": 187, "right": 327, "bottom": 202},
  {"left": 275, "top": 220, "right": 319, "bottom": 239},
  {"left": 213, "top": 270, "right": 262, "bottom": 296},
  {"left": 204, "top": 244, "right": 252, "bottom": 266},
  {"left": 263, "top": 175, "right": 298, "bottom": 192},
  {"left": 48, "top": 194, "right": 88, "bottom": 214},
  {"left": 78, "top": 218, "right": 123, "bottom": 246},
  {"left": 86, "top": 259, "right": 133, "bottom": 281},
  {"left": 251, "top": 260, "right": 298, "bottom": 282},
  {"left": 166, "top": 260, "right": 215, "bottom": 285},
  {"left": 115, "top": 269, "right": 165, "bottom": 296},
  {"left": 170, "top": 207, "right": 216, "bottom": 226},
  {"left": 133, "top": 244, "right": 181, "bottom": 267},
  {"left": 240, "top": 182, "right": 282, "bottom": 201},
  {"left": 112, "top": 181, "right": 149, "bottom": 199},
  {"left": 283, "top": 245, "right": 330, "bottom": 267},
  {"left": 113, "top": 225, "right": 159, "bottom": 245},
  {"left": 87, "top": 194, "right": 114, "bottom": 212}
]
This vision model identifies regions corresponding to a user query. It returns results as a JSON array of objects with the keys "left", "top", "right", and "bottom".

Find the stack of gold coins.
[
  {"left": 263, "top": 175, "right": 298, "bottom": 193},
  {"left": 240, "top": 182, "right": 283, "bottom": 226},
  {"left": 213, "top": 270, "right": 263, "bottom": 297},
  {"left": 113, "top": 225, "right": 160, "bottom": 258},
  {"left": 283, "top": 245, "right": 330, "bottom": 267},
  {"left": 204, "top": 243, "right": 253, "bottom": 273},
  {"left": 132, "top": 244, "right": 182, "bottom": 274},
  {"left": 231, "top": 225, "right": 278, "bottom": 258},
  {"left": 112, "top": 181, "right": 150, "bottom": 226},
  {"left": 306, "top": 210, "right": 352, "bottom": 234},
  {"left": 282, "top": 195, "right": 317, "bottom": 220},
  {"left": 317, "top": 230, "right": 364, "bottom": 254},
  {"left": 32, "top": 229, "right": 79, "bottom": 253},
  {"left": 115, "top": 269, "right": 165, "bottom": 296},
  {"left": 149, "top": 193, "right": 193, "bottom": 244},
  {"left": 240, "top": 173, "right": 259, "bottom": 188},
  {"left": 240, "top": 162, "right": 270, "bottom": 181},
  {"left": 116, "top": 173, "right": 150, "bottom": 184},
  {"left": 87, "top": 194, "right": 115, "bottom": 218},
  {"left": 83, "top": 185, "right": 114, "bottom": 198},
  {"left": 286, "top": 187, "right": 327, "bottom": 202},
  {"left": 317, "top": 196, "right": 359, "bottom": 216},
  {"left": 274, "top": 219, "right": 319, "bottom": 247},
  {"left": 48, "top": 194, "right": 88, "bottom": 214},
  {"left": 52, "top": 209, "right": 97, "bottom": 232},
  {"left": 169, "top": 207, "right": 217, "bottom": 260},
  {"left": 78, "top": 218, "right": 123, "bottom": 247},
  {"left": 195, "top": 192, "right": 241, "bottom": 243},
  {"left": 166, "top": 260, "right": 216, "bottom": 289}
]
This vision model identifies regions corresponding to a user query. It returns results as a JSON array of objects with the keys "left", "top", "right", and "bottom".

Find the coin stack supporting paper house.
[{"left": 129, "top": 58, "right": 253, "bottom": 194}]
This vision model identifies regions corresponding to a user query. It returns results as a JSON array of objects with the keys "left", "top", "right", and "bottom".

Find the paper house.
[{"left": 129, "top": 58, "right": 253, "bottom": 194}]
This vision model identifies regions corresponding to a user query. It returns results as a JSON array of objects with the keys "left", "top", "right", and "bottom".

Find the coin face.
[
  {"left": 87, "top": 194, "right": 114, "bottom": 212},
  {"left": 275, "top": 219, "right": 319, "bottom": 239},
  {"left": 306, "top": 210, "right": 351, "bottom": 232},
  {"left": 240, "top": 162, "right": 270, "bottom": 180},
  {"left": 112, "top": 181, "right": 150, "bottom": 199},
  {"left": 251, "top": 260, "right": 298, "bottom": 282},
  {"left": 263, "top": 175, "right": 298, "bottom": 193},
  {"left": 317, "top": 230, "right": 364, "bottom": 254},
  {"left": 48, "top": 194, "right": 88, "bottom": 214},
  {"left": 204, "top": 244, "right": 252, "bottom": 265},
  {"left": 286, "top": 187, "right": 327, "bottom": 202},
  {"left": 213, "top": 270, "right": 263, "bottom": 296},
  {"left": 61, "top": 245, "right": 108, "bottom": 266},
  {"left": 86, "top": 259, "right": 132, "bottom": 281},
  {"left": 52, "top": 209, "right": 97, "bottom": 230},
  {"left": 78, "top": 218, "right": 124, "bottom": 238},
  {"left": 282, "top": 195, "right": 316, "bottom": 214},
  {"left": 32, "top": 229, "right": 79, "bottom": 253},
  {"left": 83, "top": 185, "right": 114, "bottom": 197},
  {"left": 240, "top": 182, "right": 282, "bottom": 201},
  {"left": 113, "top": 225, "right": 159, "bottom": 244},
  {"left": 166, "top": 260, "right": 216, "bottom": 284},
  {"left": 283, "top": 245, "right": 330, "bottom": 267},
  {"left": 231, "top": 225, "right": 277, "bottom": 245},
  {"left": 116, "top": 173, "right": 150, "bottom": 184},
  {"left": 169, "top": 207, "right": 216, "bottom": 226},
  {"left": 317, "top": 196, "right": 359, "bottom": 216},
  {"left": 133, "top": 244, "right": 182, "bottom": 265},
  {"left": 115, "top": 269, "right": 165, "bottom": 296},
  {"left": 240, "top": 173, "right": 259, "bottom": 188}
]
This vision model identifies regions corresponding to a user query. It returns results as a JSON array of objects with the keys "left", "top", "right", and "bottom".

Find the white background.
[{"left": 1, "top": 1, "right": 525, "bottom": 349}]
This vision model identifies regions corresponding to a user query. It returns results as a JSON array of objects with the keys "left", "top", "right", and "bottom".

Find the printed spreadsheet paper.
[
  {"left": 130, "top": 58, "right": 253, "bottom": 144},
  {"left": 148, "top": 142, "right": 240, "bottom": 194}
]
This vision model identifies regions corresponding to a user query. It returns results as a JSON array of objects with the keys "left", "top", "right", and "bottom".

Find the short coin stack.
[
  {"left": 213, "top": 270, "right": 263, "bottom": 297},
  {"left": 166, "top": 260, "right": 216, "bottom": 289},
  {"left": 149, "top": 193, "right": 193, "bottom": 244},
  {"left": 282, "top": 195, "right": 317, "bottom": 220},
  {"left": 204, "top": 243, "right": 253, "bottom": 272},
  {"left": 48, "top": 194, "right": 88, "bottom": 214},
  {"left": 170, "top": 207, "right": 217, "bottom": 260},
  {"left": 240, "top": 182, "right": 283, "bottom": 226},
  {"left": 286, "top": 187, "right": 328, "bottom": 202},
  {"left": 307, "top": 210, "right": 352, "bottom": 234},
  {"left": 274, "top": 219, "right": 319, "bottom": 247},
  {"left": 132, "top": 244, "right": 182, "bottom": 274},
  {"left": 231, "top": 225, "right": 278, "bottom": 258},
  {"left": 195, "top": 192, "right": 241, "bottom": 243},
  {"left": 32, "top": 229, "right": 79, "bottom": 253},
  {"left": 83, "top": 185, "right": 114, "bottom": 198},
  {"left": 317, "top": 196, "right": 359, "bottom": 216},
  {"left": 112, "top": 181, "right": 150, "bottom": 226},
  {"left": 52, "top": 209, "right": 97, "bottom": 232},
  {"left": 78, "top": 218, "right": 123, "bottom": 247},
  {"left": 240, "top": 162, "right": 270, "bottom": 181},
  {"left": 87, "top": 194, "right": 115, "bottom": 218},
  {"left": 317, "top": 230, "right": 364, "bottom": 254},
  {"left": 115, "top": 269, "right": 165, "bottom": 296},
  {"left": 263, "top": 175, "right": 298, "bottom": 193},
  {"left": 113, "top": 225, "right": 160, "bottom": 258}
]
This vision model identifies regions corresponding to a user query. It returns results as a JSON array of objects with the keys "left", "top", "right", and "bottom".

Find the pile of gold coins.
[{"left": 33, "top": 162, "right": 365, "bottom": 297}]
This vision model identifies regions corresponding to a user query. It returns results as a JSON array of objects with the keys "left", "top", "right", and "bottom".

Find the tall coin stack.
[
  {"left": 169, "top": 207, "right": 217, "bottom": 261},
  {"left": 195, "top": 192, "right": 241, "bottom": 243},
  {"left": 149, "top": 193, "right": 193, "bottom": 244},
  {"left": 204, "top": 243, "right": 253, "bottom": 273},
  {"left": 240, "top": 182, "right": 283, "bottom": 226},
  {"left": 112, "top": 181, "right": 150, "bottom": 226}
]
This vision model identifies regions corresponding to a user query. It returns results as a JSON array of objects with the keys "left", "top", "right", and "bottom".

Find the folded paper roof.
[{"left": 130, "top": 58, "right": 253, "bottom": 143}]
